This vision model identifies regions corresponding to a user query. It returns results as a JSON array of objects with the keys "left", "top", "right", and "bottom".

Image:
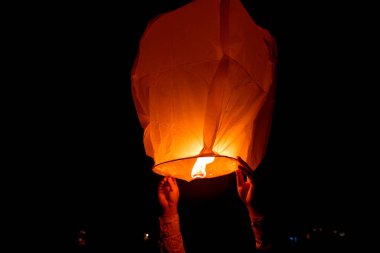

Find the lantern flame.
[{"left": 191, "top": 156, "right": 215, "bottom": 179}]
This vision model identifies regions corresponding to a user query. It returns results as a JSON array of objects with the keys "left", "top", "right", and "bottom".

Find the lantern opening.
[{"left": 153, "top": 155, "right": 239, "bottom": 182}]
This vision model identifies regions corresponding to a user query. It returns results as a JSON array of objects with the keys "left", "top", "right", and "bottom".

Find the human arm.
[
  {"left": 236, "top": 157, "right": 272, "bottom": 251},
  {"left": 158, "top": 176, "right": 185, "bottom": 253}
]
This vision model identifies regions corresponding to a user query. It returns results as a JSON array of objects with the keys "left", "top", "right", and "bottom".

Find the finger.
[
  {"left": 238, "top": 164, "right": 251, "bottom": 175},
  {"left": 171, "top": 177, "right": 178, "bottom": 186},
  {"left": 167, "top": 177, "right": 177, "bottom": 191},
  {"left": 158, "top": 177, "right": 165, "bottom": 188},
  {"left": 236, "top": 169, "right": 244, "bottom": 188},
  {"left": 237, "top": 156, "right": 248, "bottom": 167},
  {"left": 160, "top": 177, "right": 170, "bottom": 189},
  {"left": 237, "top": 156, "right": 253, "bottom": 172}
]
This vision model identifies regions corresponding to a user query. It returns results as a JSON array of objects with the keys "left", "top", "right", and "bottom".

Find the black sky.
[{"left": 33, "top": 0, "right": 359, "bottom": 251}]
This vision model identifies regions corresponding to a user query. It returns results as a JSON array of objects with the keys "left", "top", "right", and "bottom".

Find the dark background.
[{"left": 23, "top": 0, "right": 362, "bottom": 252}]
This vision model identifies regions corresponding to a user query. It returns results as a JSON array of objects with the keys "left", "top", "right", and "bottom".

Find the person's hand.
[
  {"left": 158, "top": 176, "right": 180, "bottom": 217},
  {"left": 236, "top": 156, "right": 260, "bottom": 216}
]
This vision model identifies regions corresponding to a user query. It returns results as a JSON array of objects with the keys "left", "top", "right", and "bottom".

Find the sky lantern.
[{"left": 131, "top": 0, "right": 277, "bottom": 182}]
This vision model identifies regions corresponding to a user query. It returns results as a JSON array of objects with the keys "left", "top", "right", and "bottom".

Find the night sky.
[{"left": 33, "top": 0, "right": 359, "bottom": 251}]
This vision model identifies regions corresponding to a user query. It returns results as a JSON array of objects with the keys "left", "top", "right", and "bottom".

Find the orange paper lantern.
[{"left": 131, "top": 0, "right": 277, "bottom": 182}]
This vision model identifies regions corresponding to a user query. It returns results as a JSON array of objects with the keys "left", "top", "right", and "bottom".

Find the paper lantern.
[{"left": 131, "top": 0, "right": 277, "bottom": 182}]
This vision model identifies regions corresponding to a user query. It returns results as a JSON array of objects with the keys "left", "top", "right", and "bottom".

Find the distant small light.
[
  {"left": 144, "top": 233, "right": 149, "bottom": 241},
  {"left": 306, "top": 233, "right": 311, "bottom": 240},
  {"left": 312, "top": 228, "right": 317, "bottom": 232},
  {"left": 289, "top": 236, "right": 299, "bottom": 245},
  {"left": 319, "top": 228, "right": 323, "bottom": 231},
  {"left": 77, "top": 230, "right": 87, "bottom": 246},
  {"left": 333, "top": 230, "right": 337, "bottom": 234},
  {"left": 339, "top": 232, "right": 345, "bottom": 237}
]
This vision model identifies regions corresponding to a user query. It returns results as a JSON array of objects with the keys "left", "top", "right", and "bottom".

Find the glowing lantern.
[{"left": 131, "top": 0, "right": 277, "bottom": 182}]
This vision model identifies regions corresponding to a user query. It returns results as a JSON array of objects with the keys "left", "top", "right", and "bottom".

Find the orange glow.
[
  {"left": 132, "top": 0, "right": 277, "bottom": 181},
  {"left": 191, "top": 156, "right": 215, "bottom": 179}
]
